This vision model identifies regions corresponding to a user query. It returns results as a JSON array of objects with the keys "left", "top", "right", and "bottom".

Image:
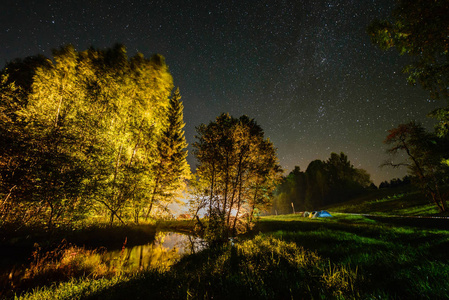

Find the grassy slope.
[{"left": 321, "top": 185, "right": 444, "bottom": 216}]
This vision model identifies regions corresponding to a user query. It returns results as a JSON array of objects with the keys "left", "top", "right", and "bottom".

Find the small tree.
[{"left": 192, "top": 113, "right": 281, "bottom": 240}]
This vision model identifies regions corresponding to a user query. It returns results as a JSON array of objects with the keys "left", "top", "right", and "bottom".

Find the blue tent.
[{"left": 314, "top": 210, "right": 332, "bottom": 218}]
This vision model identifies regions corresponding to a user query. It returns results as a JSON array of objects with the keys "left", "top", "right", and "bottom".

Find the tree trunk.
[
  {"left": 209, "top": 162, "right": 215, "bottom": 215},
  {"left": 223, "top": 154, "right": 231, "bottom": 218},
  {"left": 227, "top": 155, "right": 243, "bottom": 227},
  {"left": 248, "top": 185, "right": 259, "bottom": 228},
  {"left": 109, "top": 210, "right": 114, "bottom": 226},
  {"left": 48, "top": 200, "right": 54, "bottom": 231},
  {"left": 110, "top": 143, "right": 124, "bottom": 223},
  {"left": 232, "top": 173, "right": 244, "bottom": 235},
  {"left": 145, "top": 174, "right": 160, "bottom": 220}
]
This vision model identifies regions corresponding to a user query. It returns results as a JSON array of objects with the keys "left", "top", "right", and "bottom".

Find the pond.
[
  {"left": 0, "top": 231, "right": 204, "bottom": 285},
  {"left": 104, "top": 231, "right": 205, "bottom": 272}
]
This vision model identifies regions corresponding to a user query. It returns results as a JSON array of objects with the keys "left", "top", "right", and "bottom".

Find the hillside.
[{"left": 321, "top": 185, "right": 448, "bottom": 217}]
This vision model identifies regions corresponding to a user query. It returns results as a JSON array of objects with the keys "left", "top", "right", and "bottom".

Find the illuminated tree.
[
  {"left": 143, "top": 88, "right": 191, "bottom": 222},
  {"left": 0, "top": 44, "right": 177, "bottom": 228},
  {"left": 5, "top": 45, "right": 90, "bottom": 229},
  {"left": 78, "top": 46, "right": 174, "bottom": 225},
  {"left": 0, "top": 72, "right": 31, "bottom": 225}
]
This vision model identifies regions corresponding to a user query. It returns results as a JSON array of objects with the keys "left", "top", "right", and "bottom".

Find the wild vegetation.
[{"left": 368, "top": 0, "right": 449, "bottom": 212}]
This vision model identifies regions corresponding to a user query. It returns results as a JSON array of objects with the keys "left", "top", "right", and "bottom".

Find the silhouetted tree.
[
  {"left": 272, "top": 153, "right": 373, "bottom": 213},
  {"left": 368, "top": 0, "right": 449, "bottom": 171},
  {"left": 272, "top": 166, "right": 309, "bottom": 214}
]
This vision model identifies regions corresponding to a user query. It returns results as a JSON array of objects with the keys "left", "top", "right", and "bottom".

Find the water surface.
[{"left": 105, "top": 232, "right": 204, "bottom": 271}]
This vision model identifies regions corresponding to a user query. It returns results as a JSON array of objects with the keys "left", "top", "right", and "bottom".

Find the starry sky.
[{"left": 1, "top": 0, "right": 442, "bottom": 185}]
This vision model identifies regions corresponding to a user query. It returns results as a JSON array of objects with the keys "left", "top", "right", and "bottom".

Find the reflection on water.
[{"left": 105, "top": 232, "right": 204, "bottom": 271}]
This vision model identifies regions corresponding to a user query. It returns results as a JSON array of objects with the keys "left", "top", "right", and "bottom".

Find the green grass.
[
  {"left": 11, "top": 213, "right": 449, "bottom": 299},
  {"left": 6, "top": 183, "right": 449, "bottom": 299},
  {"left": 254, "top": 214, "right": 449, "bottom": 298},
  {"left": 14, "top": 276, "right": 130, "bottom": 300},
  {"left": 322, "top": 186, "right": 446, "bottom": 216},
  {"left": 16, "top": 235, "right": 363, "bottom": 300}
]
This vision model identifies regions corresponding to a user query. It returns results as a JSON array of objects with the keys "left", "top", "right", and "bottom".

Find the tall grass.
[
  {"left": 16, "top": 235, "right": 363, "bottom": 300},
  {"left": 2, "top": 240, "right": 131, "bottom": 298},
  {"left": 256, "top": 214, "right": 449, "bottom": 299}
]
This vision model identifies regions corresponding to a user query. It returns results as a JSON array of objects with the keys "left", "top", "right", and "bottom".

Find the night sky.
[{"left": 1, "top": 0, "right": 441, "bottom": 185}]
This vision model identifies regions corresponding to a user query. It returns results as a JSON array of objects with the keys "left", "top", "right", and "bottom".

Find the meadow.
[{"left": 3, "top": 187, "right": 449, "bottom": 299}]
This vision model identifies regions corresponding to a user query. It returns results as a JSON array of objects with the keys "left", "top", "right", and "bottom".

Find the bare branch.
[{"left": 380, "top": 160, "right": 410, "bottom": 169}]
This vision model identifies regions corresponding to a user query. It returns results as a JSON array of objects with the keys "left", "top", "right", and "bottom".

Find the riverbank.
[{"left": 0, "top": 219, "right": 200, "bottom": 298}]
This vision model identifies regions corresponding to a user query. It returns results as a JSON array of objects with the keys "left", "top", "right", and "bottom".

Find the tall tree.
[
  {"left": 369, "top": 1, "right": 449, "bottom": 212},
  {"left": 143, "top": 88, "right": 191, "bottom": 222},
  {"left": 10, "top": 45, "right": 88, "bottom": 229},
  {"left": 368, "top": 0, "right": 449, "bottom": 146},
  {"left": 305, "top": 160, "right": 329, "bottom": 209}
]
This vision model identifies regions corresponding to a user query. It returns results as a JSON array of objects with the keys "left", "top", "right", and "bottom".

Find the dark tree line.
[
  {"left": 383, "top": 122, "right": 449, "bottom": 211},
  {"left": 272, "top": 152, "right": 373, "bottom": 214},
  {"left": 379, "top": 176, "right": 412, "bottom": 189}
]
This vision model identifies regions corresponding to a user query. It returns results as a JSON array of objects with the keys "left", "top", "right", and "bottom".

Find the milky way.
[{"left": 0, "top": 0, "right": 441, "bottom": 184}]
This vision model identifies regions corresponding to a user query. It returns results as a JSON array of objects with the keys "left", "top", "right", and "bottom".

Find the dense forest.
[{"left": 272, "top": 152, "right": 374, "bottom": 214}]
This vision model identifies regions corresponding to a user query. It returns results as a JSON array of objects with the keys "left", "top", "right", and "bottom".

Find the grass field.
[
  {"left": 5, "top": 187, "right": 449, "bottom": 299},
  {"left": 322, "top": 186, "right": 447, "bottom": 217},
  {"left": 8, "top": 211, "right": 448, "bottom": 299},
  {"left": 256, "top": 213, "right": 449, "bottom": 297}
]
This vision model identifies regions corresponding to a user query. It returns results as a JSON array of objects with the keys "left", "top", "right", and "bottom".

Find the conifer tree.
[{"left": 144, "top": 88, "right": 190, "bottom": 220}]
